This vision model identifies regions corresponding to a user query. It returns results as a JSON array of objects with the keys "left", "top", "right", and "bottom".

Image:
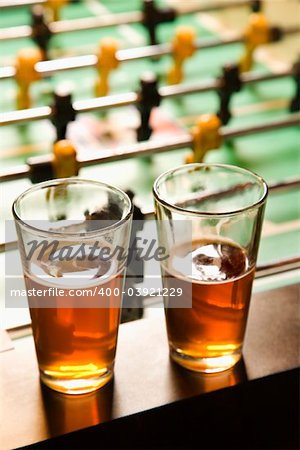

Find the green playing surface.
[{"left": 0, "top": 0, "right": 299, "bottom": 311}]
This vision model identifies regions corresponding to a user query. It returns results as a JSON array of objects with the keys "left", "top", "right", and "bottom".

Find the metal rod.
[
  {"left": 174, "top": 0, "right": 255, "bottom": 14},
  {"left": 1, "top": 175, "right": 300, "bottom": 254},
  {"left": 268, "top": 177, "right": 300, "bottom": 193},
  {"left": 0, "top": 114, "right": 299, "bottom": 183},
  {"left": 161, "top": 175, "right": 300, "bottom": 209},
  {"left": 1, "top": 23, "right": 299, "bottom": 80},
  {"left": 74, "top": 92, "right": 138, "bottom": 113},
  {"left": 255, "top": 256, "right": 300, "bottom": 277},
  {"left": 0, "top": 0, "right": 258, "bottom": 31},
  {"left": 0, "top": 67, "right": 295, "bottom": 126},
  {"left": 0, "top": 12, "right": 142, "bottom": 40},
  {"left": 0, "top": 66, "right": 15, "bottom": 79},
  {"left": 242, "top": 69, "right": 295, "bottom": 85},
  {"left": 1, "top": 12, "right": 299, "bottom": 43},
  {"left": 222, "top": 114, "right": 300, "bottom": 139},
  {"left": 0, "top": 106, "right": 52, "bottom": 126},
  {"left": 1, "top": 172, "right": 299, "bottom": 253},
  {"left": 52, "top": 11, "right": 143, "bottom": 34},
  {"left": 118, "top": 35, "right": 242, "bottom": 62},
  {"left": 1, "top": 165, "right": 29, "bottom": 181},
  {"left": 0, "top": 0, "right": 256, "bottom": 11},
  {"left": 79, "top": 113, "right": 300, "bottom": 165},
  {"left": 35, "top": 54, "right": 98, "bottom": 75},
  {"left": 0, "top": 34, "right": 242, "bottom": 80},
  {"left": 0, "top": 0, "right": 45, "bottom": 7}
]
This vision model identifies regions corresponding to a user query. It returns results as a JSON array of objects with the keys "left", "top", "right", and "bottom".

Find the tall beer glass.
[
  {"left": 153, "top": 164, "right": 268, "bottom": 373},
  {"left": 13, "top": 178, "right": 132, "bottom": 394}
]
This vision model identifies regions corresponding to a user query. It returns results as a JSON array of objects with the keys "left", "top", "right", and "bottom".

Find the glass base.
[
  {"left": 170, "top": 347, "right": 242, "bottom": 373},
  {"left": 40, "top": 367, "right": 114, "bottom": 395}
]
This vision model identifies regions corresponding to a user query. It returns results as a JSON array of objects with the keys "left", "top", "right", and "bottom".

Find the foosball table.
[
  {"left": 0, "top": 0, "right": 299, "bottom": 448},
  {"left": 1, "top": 0, "right": 299, "bottom": 326}
]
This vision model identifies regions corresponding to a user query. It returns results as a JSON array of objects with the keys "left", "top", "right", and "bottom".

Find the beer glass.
[
  {"left": 13, "top": 178, "right": 132, "bottom": 394},
  {"left": 153, "top": 164, "right": 268, "bottom": 373}
]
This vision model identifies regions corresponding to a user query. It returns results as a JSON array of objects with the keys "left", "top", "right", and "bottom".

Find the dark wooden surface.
[
  {"left": 0, "top": 284, "right": 299, "bottom": 450},
  {"left": 26, "top": 368, "right": 300, "bottom": 450}
]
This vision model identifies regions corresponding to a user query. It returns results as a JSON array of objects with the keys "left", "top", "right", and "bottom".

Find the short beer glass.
[
  {"left": 153, "top": 164, "right": 268, "bottom": 373},
  {"left": 13, "top": 178, "right": 132, "bottom": 394}
]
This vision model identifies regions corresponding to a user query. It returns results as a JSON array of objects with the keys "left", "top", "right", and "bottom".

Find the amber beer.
[
  {"left": 25, "top": 269, "right": 123, "bottom": 394},
  {"left": 22, "top": 237, "right": 125, "bottom": 394},
  {"left": 153, "top": 163, "right": 267, "bottom": 373},
  {"left": 162, "top": 238, "right": 255, "bottom": 372},
  {"left": 13, "top": 178, "right": 133, "bottom": 394}
]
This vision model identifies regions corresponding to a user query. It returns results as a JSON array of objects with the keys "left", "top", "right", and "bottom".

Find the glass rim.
[
  {"left": 12, "top": 177, "right": 133, "bottom": 238},
  {"left": 153, "top": 163, "right": 268, "bottom": 218}
]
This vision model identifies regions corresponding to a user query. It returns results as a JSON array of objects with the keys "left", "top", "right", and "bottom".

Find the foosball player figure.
[
  {"left": 122, "top": 190, "right": 145, "bottom": 323},
  {"left": 52, "top": 139, "right": 78, "bottom": 179},
  {"left": 290, "top": 57, "right": 300, "bottom": 112},
  {"left": 95, "top": 38, "right": 120, "bottom": 98},
  {"left": 51, "top": 90, "right": 76, "bottom": 141},
  {"left": 250, "top": 0, "right": 262, "bottom": 13},
  {"left": 167, "top": 26, "right": 197, "bottom": 85},
  {"left": 240, "top": 11, "right": 271, "bottom": 72},
  {"left": 142, "top": 0, "right": 176, "bottom": 46},
  {"left": 84, "top": 201, "right": 122, "bottom": 231},
  {"left": 217, "top": 63, "right": 242, "bottom": 125},
  {"left": 84, "top": 190, "right": 144, "bottom": 322},
  {"left": 240, "top": 9, "right": 286, "bottom": 73},
  {"left": 186, "top": 114, "right": 223, "bottom": 163},
  {"left": 45, "top": 0, "right": 69, "bottom": 22},
  {"left": 31, "top": 6, "right": 52, "bottom": 60},
  {"left": 136, "top": 72, "right": 161, "bottom": 142},
  {"left": 14, "top": 48, "right": 43, "bottom": 110},
  {"left": 45, "top": 139, "right": 79, "bottom": 220}
]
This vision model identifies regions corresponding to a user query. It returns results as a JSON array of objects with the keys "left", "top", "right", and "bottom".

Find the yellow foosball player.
[
  {"left": 45, "top": 139, "right": 78, "bottom": 220},
  {"left": 239, "top": 12, "right": 271, "bottom": 72},
  {"left": 186, "top": 114, "right": 222, "bottom": 163},
  {"left": 45, "top": 0, "right": 69, "bottom": 22},
  {"left": 14, "top": 48, "right": 43, "bottom": 110},
  {"left": 95, "top": 38, "right": 120, "bottom": 97},
  {"left": 167, "top": 26, "right": 197, "bottom": 85},
  {"left": 52, "top": 139, "right": 79, "bottom": 179}
]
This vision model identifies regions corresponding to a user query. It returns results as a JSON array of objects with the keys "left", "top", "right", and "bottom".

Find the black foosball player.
[
  {"left": 216, "top": 63, "right": 242, "bottom": 125},
  {"left": 142, "top": 0, "right": 176, "bottom": 46},
  {"left": 136, "top": 72, "right": 161, "bottom": 142},
  {"left": 122, "top": 190, "right": 145, "bottom": 323},
  {"left": 51, "top": 89, "right": 77, "bottom": 142},
  {"left": 290, "top": 57, "right": 300, "bottom": 113},
  {"left": 84, "top": 196, "right": 122, "bottom": 231},
  {"left": 31, "top": 6, "right": 52, "bottom": 60},
  {"left": 84, "top": 190, "right": 144, "bottom": 323}
]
